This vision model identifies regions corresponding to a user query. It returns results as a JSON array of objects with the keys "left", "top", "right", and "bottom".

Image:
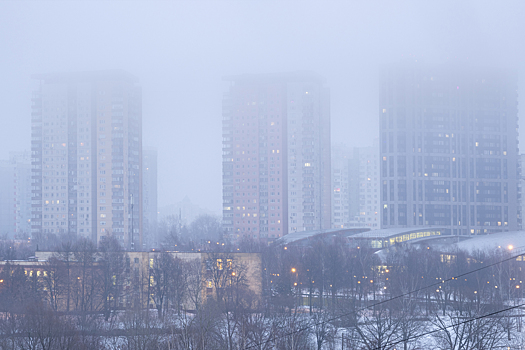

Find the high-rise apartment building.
[
  {"left": 356, "top": 140, "right": 380, "bottom": 229},
  {"left": 331, "top": 144, "right": 353, "bottom": 228},
  {"left": 0, "top": 160, "right": 15, "bottom": 237},
  {"left": 380, "top": 62, "right": 519, "bottom": 235},
  {"left": 142, "top": 148, "right": 158, "bottom": 248},
  {"left": 0, "top": 151, "right": 32, "bottom": 239},
  {"left": 331, "top": 141, "right": 380, "bottom": 230},
  {"left": 222, "top": 72, "right": 331, "bottom": 242},
  {"left": 31, "top": 71, "right": 143, "bottom": 248}
]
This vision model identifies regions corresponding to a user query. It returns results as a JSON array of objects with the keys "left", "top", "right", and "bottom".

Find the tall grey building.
[
  {"left": 0, "top": 160, "right": 15, "bottom": 238},
  {"left": 142, "top": 148, "right": 158, "bottom": 248},
  {"left": 222, "top": 72, "right": 331, "bottom": 243},
  {"left": 331, "top": 144, "right": 353, "bottom": 228},
  {"left": 380, "top": 62, "right": 519, "bottom": 235},
  {"left": 356, "top": 139, "right": 380, "bottom": 229},
  {"left": 31, "top": 71, "right": 143, "bottom": 248},
  {"left": 331, "top": 140, "right": 380, "bottom": 230},
  {"left": 0, "top": 151, "right": 31, "bottom": 239}
]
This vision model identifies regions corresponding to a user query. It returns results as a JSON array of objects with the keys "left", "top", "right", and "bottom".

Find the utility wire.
[
  {"left": 374, "top": 302, "right": 525, "bottom": 350},
  {"left": 246, "top": 247, "right": 525, "bottom": 349}
]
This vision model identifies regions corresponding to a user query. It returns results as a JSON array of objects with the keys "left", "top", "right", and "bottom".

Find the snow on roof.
[
  {"left": 278, "top": 227, "right": 369, "bottom": 244},
  {"left": 454, "top": 231, "right": 525, "bottom": 253},
  {"left": 350, "top": 226, "right": 445, "bottom": 239}
]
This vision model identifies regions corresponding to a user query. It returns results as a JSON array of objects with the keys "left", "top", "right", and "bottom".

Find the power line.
[
  {"left": 374, "top": 302, "right": 525, "bottom": 350},
  {"left": 246, "top": 248, "right": 525, "bottom": 349}
]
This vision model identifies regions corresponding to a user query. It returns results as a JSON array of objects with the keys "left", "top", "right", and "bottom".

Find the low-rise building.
[{"left": 0, "top": 250, "right": 262, "bottom": 312}]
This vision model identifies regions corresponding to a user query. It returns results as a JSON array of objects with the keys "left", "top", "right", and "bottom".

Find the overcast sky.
[{"left": 1, "top": 1, "right": 524, "bottom": 213}]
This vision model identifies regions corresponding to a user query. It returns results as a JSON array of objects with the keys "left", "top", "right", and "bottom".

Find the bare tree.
[
  {"left": 0, "top": 262, "right": 29, "bottom": 314},
  {"left": 42, "top": 256, "right": 68, "bottom": 312},
  {"left": 149, "top": 251, "right": 173, "bottom": 319},
  {"left": 71, "top": 238, "right": 101, "bottom": 337},
  {"left": 274, "top": 310, "right": 311, "bottom": 350},
  {"left": 243, "top": 307, "right": 281, "bottom": 350},
  {"left": 312, "top": 310, "right": 337, "bottom": 350},
  {"left": 99, "top": 237, "right": 127, "bottom": 321},
  {"left": 56, "top": 241, "right": 75, "bottom": 312},
  {"left": 355, "top": 306, "right": 400, "bottom": 350},
  {"left": 189, "top": 214, "right": 222, "bottom": 243},
  {"left": 185, "top": 258, "right": 204, "bottom": 311},
  {"left": 149, "top": 251, "right": 187, "bottom": 318},
  {"left": 432, "top": 307, "right": 508, "bottom": 350},
  {"left": 121, "top": 308, "right": 162, "bottom": 350}
]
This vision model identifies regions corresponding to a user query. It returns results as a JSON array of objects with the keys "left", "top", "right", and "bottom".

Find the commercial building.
[
  {"left": 222, "top": 72, "right": 331, "bottom": 242},
  {"left": 380, "top": 62, "right": 519, "bottom": 235},
  {"left": 30, "top": 71, "right": 143, "bottom": 248},
  {"left": 348, "top": 226, "right": 444, "bottom": 249}
]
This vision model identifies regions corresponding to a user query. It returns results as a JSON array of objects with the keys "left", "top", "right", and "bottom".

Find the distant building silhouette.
[
  {"left": 143, "top": 148, "right": 158, "bottom": 249},
  {"left": 158, "top": 196, "right": 214, "bottom": 227},
  {"left": 380, "top": 62, "right": 519, "bottom": 235},
  {"left": 31, "top": 71, "right": 143, "bottom": 248},
  {"left": 331, "top": 141, "right": 380, "bottom": 230},
  {"left": 222, "top": 72, "right": 331, "bottom": 243},
  {"left": 0, "top": 151, "right": 31, "bottom": 239}
]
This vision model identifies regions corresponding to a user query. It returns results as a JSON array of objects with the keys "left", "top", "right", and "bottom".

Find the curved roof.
[
  {"left": 277, "top": 227, "right": 369, "bottom": 245},
  {"left": 454, "top": 231, "right": 525, "bottom": 253},
  {"left": 350, "top": 226, "right": 445, "bottom": 239}
]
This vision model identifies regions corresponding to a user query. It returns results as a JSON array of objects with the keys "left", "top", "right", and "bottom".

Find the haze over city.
[
  {"left": 2, "top": 1, "right": 525, "bottom": 212},
  {"left": 3, "top": 2, "right": 525, "bottom": 349}
]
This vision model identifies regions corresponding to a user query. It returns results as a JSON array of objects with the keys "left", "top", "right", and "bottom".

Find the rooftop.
[
  {"left": 454, "top": 231, "right": 525, "bottom": 253},
  {"left": 350, "top": 226, "right": 446, "bottom": 239},
  {"left": 278, "top": 227, "right": 369, "bottom": 245}
]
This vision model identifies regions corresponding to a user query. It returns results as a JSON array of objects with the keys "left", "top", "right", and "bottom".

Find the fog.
[{"left": 1, "top": 0, "right": 524, "bottom": 213}]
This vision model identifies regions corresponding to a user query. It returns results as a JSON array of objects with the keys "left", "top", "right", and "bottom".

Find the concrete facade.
[
  {"left": 357, "top": 140, "right": 381, "bottom": 229},
  {"left": 222, "top": 72, "right": 331, "bottom": 243},
  {"left": 380, "top": 62, "right": 519, "bottom": 235},
  {"left": 0, "top": 151, "right": 31, "bottom": 239},
  {"left": 30, "top": 71, "right": 143, "bottom": 248},
  {"left": 142, "top": 148, "right": 158, "bottom": 249}
]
